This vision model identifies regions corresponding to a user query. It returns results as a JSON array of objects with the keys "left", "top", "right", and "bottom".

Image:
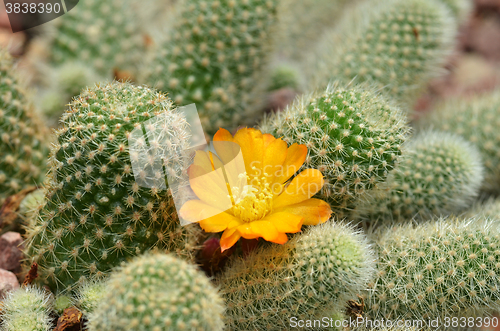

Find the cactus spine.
[
  {"left": 0, "top": 286, "right": 54, "bottom": 331},
  {"left": 87, "top": 253, "right": 225, "bottom": 331},
  {"left": 419, "top": 90, "right": 500, "bottom": 194},
  {"left": 356, "top": 131, "right": 484, "bottom": 222},
  {"left": 25, "top": 82, "right": 201, "bottom": 294},
  {"left": 308, "top": 0, "right": 456, "bottom": 104},
  {"left": 143, "top": 0, "right": 279, "bottom": 134},
  {"left": 0, "top": 51, "right": 50, "bottom": 205},
  {"left": 260, "top": 83, "right": 409, "bottom": 218},
  {"left": 365, "top": 216, "right": 500, "bottom": 320},
  {"left": 218, "top": 221, "right": 375, "bottom": 330},
  {"left": 75, "top": 279, "right": 108, "bottom": 316}
]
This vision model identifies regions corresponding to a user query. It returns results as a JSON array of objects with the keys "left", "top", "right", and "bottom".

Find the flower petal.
[
  {"left": 270, "top": 232, "right": 289, "bottom": 244},
  {"left": 213, "top": 128, "right": 235, "bottom": 143},
  {"left": 233, "top": 128, "right": 264, "bottom": 181},
  {"left": 188, "top": 164, "right": 233, "bottom": 211},
  {"left": 275, "top": 143, "right": 307, "bottom": 184},
  {"left": 261, "top": 212, "right": 303, "bottom": 233},
  {"left": 273, "top": 169, "right": 325, "bottom": 209},
  {"left": 263, "top": 137, "right": 288, "bottom": 185},
  {"left": 179, "top": 199, "right": 224, "bottom": 223},
  {"left": 250, "top": 221, "right": 279, "bottom": 242},
  {"left": 199, "top": 212, "right": 242, "bottom": 233},
  {"left": 220, "top": 228, "right": 241, "bottom": 252},
  {"left": 273, "top": 198, "right": 332, "bottom": 225}
]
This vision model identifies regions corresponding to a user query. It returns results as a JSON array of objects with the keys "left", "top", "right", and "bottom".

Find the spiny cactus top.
[
  {"left": 355, "top": 131, "right": 484, "bottom": 222},
  {"left": 0, "top": 286, "right": 54, "bottom": 331},
  {"left": 42, "top": 0, "right": 143, "bottom": 78},
  {"left": 365, "top": 216, "right": 500, "bottom": 321},
  {"left": 218, "top": 221, "right": 375, "bottom": 331},
  {"left": 0, "top": 51, "right": 49, "bottom": 205},
  {"left": 260, "top": 83, "right": 410, "bottom": 218},
  {"left": 419, "top": 90, "right": 500, "bottom": 194},
  {"left": 88, "top": 253, "right": 225, "bottom": 331},
  {"left": 25, "top": 82, "right": 201, "bottom": 294},
  {"left": 143, "top": 0, "right": 279, "bottom": 134},
  {"left": 309, "top": 0, "right": 456, "bottom": 104}
]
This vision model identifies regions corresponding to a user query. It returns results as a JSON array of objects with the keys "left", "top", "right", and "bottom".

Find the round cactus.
[
  {"left": 40, "top": 0, "right": 144, "bottom": 78},
  {"left": 439, "top": 0, "right": 472, "bottom": 20},
  {"left": 75, "top": 279, "right": 108, "bottom": 316},
  {"left": 355, "top": 131, "right": 484, "bottom": 222},
  {"left": 143, "top": 0, "right": 279, "bottom": 134},
  {"left": 365, "top": 216, "right": 500, "bottom": 320},
  {"left": 0, "top": 286, "right": 54, "bottom": 331},
  {"left": 308, "top": 0, "right": 456, "bottom": 104},
  {"left": 218, "top": 221, "right": 375, "bottom": 331},
  {"left": 24, "top": 82, "right": 201, "bottom": 294},
  {"left": 260, "top": 83, "right": 410, "bottom": 218},
  {"left": 87, "top": 253, "right": 225, "bottom": 331},
  {"left": 418, "top": 90, "right": 500, "bottom": 194},
  {"left": 0, "top": 51, "right": 50, "bottom": 205}
]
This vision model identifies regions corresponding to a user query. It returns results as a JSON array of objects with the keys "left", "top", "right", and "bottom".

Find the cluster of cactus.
[
  {"left": 142, "top": 0, "right": 279, "bottom": 133},
  {"left": 260, "top": 83, "right": 410, "bottom": 217},
  {"left": 2, "top": 0, "right": 498, "bottom": 329},
  {"left": 24, "top": 82, "right": 201, "bottom": 293},
  {"left": 364, "top": 216, "right": 500, "bottom": 320},
  {"left": 88, "top": 253, "right": 225, "bottom": 331},
  {"left": 308, "top": 0, "right": 457, "bottom": 104},
  {"left": 0, "top": 51, "right": 50, "bottom": 205},
  {"left": 40, "top": 0, "right": 144, "bottom": 78},
  {"left": 274, "top": 0, "right": 353, "bottom": 61},
  {"left": 0, "top": 286, "right": 54, "bottom": 331},
  {"left": 419, "top": 90, "right": 500, "bottom": 194},
  {"left": 218, "top": 221, "right": 375, "bottom": 330},
  {"left": 355, "top": 131, "right": 484, "bottom": 222}
]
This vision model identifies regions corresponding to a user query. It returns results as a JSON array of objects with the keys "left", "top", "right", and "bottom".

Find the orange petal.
[
  {"left": 250, "top": 221, "right": 279, "bottom": 242},
  {"left": 179, "top": 199, "right": 224, "bottom": 222},
  {"left": 188, "top": 164, "right": 233, "bottom": 211},
  {"left": 213, "top": 128, "right": 236, "bottom": 143},
  {"left": 233, "top": 128, "right": 264, "bottom": 181},
  {"left": 263, "top": 138, "right": 288, "bottom": 185},
  {"left": 220, "top": 228, "right": 241, "bottom": 252},
  {"left": 261, "top": 212, "right": 303, "bottom": 233},
  {"left": 263, "top": 133, "right": 276, "bottom": 148},
  {"left": 275, "top": 143, "right": 307, "bottom": 184},
  {"left": 273, "top": 198, "right": 332, "bottom": 225},
  {"left": 269, "top": 232, "right": 289, "bottom": 244},
  {"left": 273, "top": 169, "right": 325, "bottom": 209},
  {"left": 199, "top": 212, "right": 242, "bottom": 233}
]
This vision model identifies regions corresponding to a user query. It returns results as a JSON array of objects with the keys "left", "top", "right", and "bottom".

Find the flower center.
[{"left": 231, "top": 174, "right": 273, "bottom": 222}]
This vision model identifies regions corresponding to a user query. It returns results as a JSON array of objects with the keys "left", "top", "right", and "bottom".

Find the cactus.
[
  {"left": 365, "top": 216, "right": 500, "bottom": 321},
  {"left": 87, "top": 253, "right": 225, "bottom": 331},
  {"left": 75, "top": 279, "right": 108, "bottom": 316},
  {"left": 260, "top": 83, "right": 410, "bottom": 218},
  {"left": 0, "top": 51, "right": 50, "bottom": 206},
  {"left": 355, "top": 131, "right": 484, "bottom": 222},
  {"left": 418, "top": 90, "right": 500, "bottom": 194},
  {"left": 308, "top": 0, "right": 456, "bottom": 105},
  {"left": 143, "top": 0, "right": 279, "bottom": 134},
  {"left": 0, "top": 286, "right": 54, "bottom": 331},
  {"left": 268, "top": 63, "right": 301, "bottom": 91},
  {"left": 53, "top": 294, "right": 73, "bottom": 315},
  {"left": 439, "top": 0, "right": 472, "bottom": 21},
  {"left": 39, "top": 62, "right": 104, "bottom": 124},
  {"left": 275, "top": 0, "right": 353, "bottom": 61},
  {"left": 39, "top": 0, "right": 144, "bottom": 78},
  {"left": 467, "top": 199, "right": 500, "bottom": 221},
  {"left": 25, "top": 82, "right": 201, "bottom": 294},
  {"left": 218, "top": 221, "right": 375, "bottom": 331}
]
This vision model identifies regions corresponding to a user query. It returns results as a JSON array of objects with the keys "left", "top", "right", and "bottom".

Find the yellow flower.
[{"left": 179, "top": 128, "right": 332, "bottom": 251}]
